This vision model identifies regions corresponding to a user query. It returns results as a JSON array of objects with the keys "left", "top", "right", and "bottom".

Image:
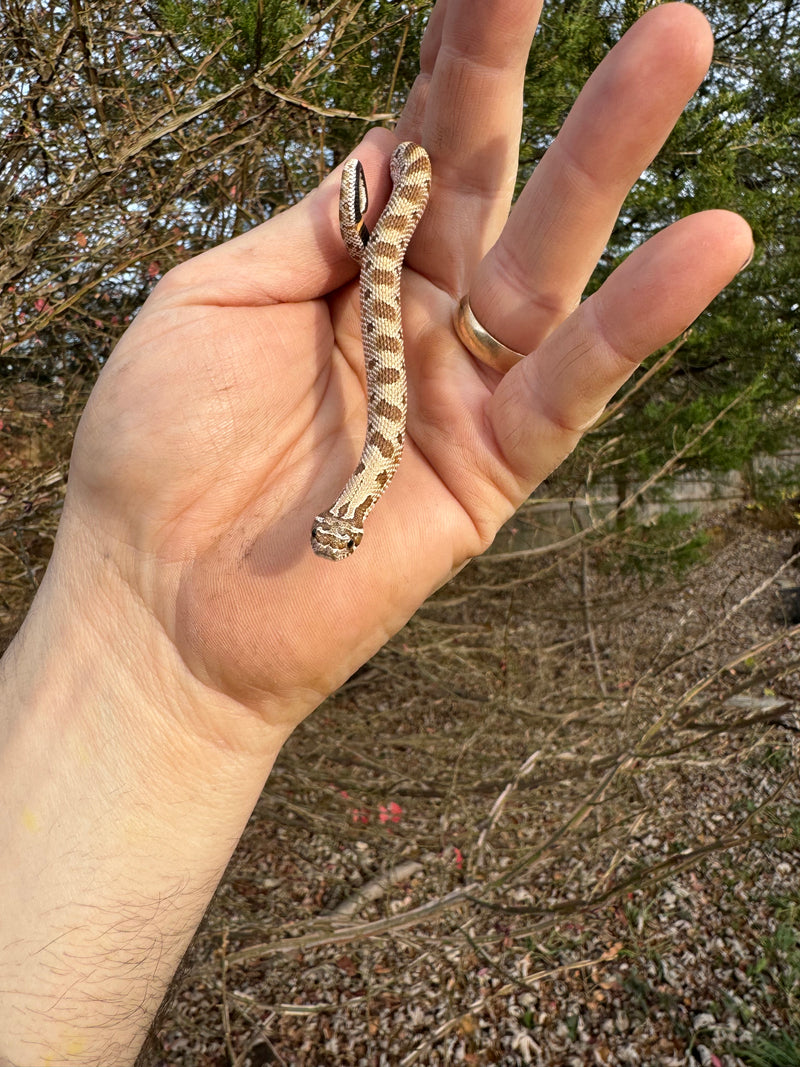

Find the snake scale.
[{"left": 311, "top": 141, "right": 432, "bottom": 561}]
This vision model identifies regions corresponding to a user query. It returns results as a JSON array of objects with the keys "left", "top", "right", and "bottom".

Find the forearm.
[{"left": 0, "top": 522, "right": 288, "bottom": 1067}]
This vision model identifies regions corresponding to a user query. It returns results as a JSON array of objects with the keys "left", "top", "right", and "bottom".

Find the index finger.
[{"left": 397, "top": 0, "right": 543, "bottom": 291}]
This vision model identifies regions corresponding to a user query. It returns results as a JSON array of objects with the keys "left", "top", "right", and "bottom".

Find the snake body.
[{"left": 311, "top": 141, "right": 432, "bottom": 561}]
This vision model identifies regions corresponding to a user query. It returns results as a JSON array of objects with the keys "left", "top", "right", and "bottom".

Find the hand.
[
  {"left": 66, "top": 1, "right": 750, "bottom": 738},
  {"left": 0, "top": 3, "right": 753, "bottom": 1062}
]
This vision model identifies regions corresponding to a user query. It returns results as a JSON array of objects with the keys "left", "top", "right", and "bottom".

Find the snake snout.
[{"left": 311, "top": 513, "right": 364, "bottom": 562}]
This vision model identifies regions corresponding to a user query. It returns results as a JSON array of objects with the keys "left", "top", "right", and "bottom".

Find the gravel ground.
[{"left": 134, "top": 510, "right": 800, "bottom": 1065}]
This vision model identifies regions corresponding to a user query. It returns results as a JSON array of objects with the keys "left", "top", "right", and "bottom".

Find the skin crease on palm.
[{"left": 0, "top": 1, "right": 753, "bottom": 1063}]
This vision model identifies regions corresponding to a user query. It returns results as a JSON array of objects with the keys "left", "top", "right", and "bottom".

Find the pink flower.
[{"left": 379, "top": 802, "right": 403, "bottom": 824}]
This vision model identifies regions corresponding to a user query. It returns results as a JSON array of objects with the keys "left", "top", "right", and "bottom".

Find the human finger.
[
  {"left": 468, "top": 3, "right": 716, "bottom": 356},
  {"left": 487, "top": 210, "right": 754, "bottom": 489},
  {"left": 397, "top": 0, "right": 544, "bottom": 291},
  {"left": 393, "top": 0, "right": 446, "bottom": 139}
]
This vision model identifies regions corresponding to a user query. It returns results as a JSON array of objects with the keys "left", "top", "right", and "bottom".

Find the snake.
[{"left": 310, "top": 141, "right": 432, "bottom": 561}]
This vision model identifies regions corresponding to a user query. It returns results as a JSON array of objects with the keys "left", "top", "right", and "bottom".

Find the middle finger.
[{"left": 397, "top": 0, "right": 544, "bottom": 291}]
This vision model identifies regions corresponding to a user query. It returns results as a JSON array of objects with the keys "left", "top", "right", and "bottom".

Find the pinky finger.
[{"left": 488, "top": 210, "right": 754, "bottom": 490}]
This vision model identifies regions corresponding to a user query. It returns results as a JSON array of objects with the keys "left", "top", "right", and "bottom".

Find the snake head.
[{"left": 311, "top": 513, "right": 364, "bottom": 561}]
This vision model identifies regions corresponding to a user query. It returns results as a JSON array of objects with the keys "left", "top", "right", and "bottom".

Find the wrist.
[
  {"left": 0, "top": 514, "right": 287, "bottom": 1065},
  {"left": 2, "top": 505, "right": 289, "bottom": 853},
  {"left": 20, "top": 502, "right": 293, "bottom": 754}
]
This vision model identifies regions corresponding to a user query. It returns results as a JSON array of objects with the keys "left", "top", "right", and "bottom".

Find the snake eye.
[{"left": 347, "top": 539, "right": 355, "bottom": 551}]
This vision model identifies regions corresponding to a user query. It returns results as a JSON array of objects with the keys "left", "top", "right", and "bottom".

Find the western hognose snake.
[{"left": 311, "top": 142, "right": 432, "bottom": 561}]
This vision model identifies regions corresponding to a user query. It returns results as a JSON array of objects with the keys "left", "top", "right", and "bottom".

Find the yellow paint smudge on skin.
[
  {"left": 43, "top": 1035, "right": 87, "bottom": 1064},
  {"left": 22, "top": 806, "right": 41, "bottom": 833},
  {"left": 74, "top": 740, "right": 91, "bottom": 765}
]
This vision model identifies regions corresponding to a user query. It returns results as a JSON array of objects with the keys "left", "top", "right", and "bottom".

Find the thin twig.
[
  {"left": 322, "top": 860, "right": 425, "bottom": 920},
  {"left": 225, "top": 883, "right": 481, "bottom": 965},
  {"left": 581, "top": 543, "right": 608, "bottom": 696},
  {"left": 219, "top": 929, "right": 237, "bottom": 1066}
]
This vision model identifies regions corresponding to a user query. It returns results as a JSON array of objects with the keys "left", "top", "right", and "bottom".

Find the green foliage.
[
  {"left": 520, "top": 0, "right": 619, "bottom": 174},
  {"left": 153, "top": 0, "right": 430, "bottom": 137},
  {"left": 745, "top": 463, "right": 800, "bottom": 513},
  {"left": 157, "top": 0, "right": 305, "bottom": 72},
  {"left": 734, "top": 1030, "right": 800, "bottom": 1066},
  {"left": 616, "top": 509, "right": 712, "bottom": 581},
  {"left": 733, "top": 895, "right": 800, "bottom": 1057}
]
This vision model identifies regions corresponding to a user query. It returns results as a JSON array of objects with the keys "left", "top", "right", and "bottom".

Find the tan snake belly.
[{"left": 311, "top": 142, "right": 432, "bottom": 561}]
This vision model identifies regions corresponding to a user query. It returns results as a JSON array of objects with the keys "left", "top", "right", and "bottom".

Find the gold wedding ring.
[{"left": 453, "top": 294, "right": 526, "bottom": 374}]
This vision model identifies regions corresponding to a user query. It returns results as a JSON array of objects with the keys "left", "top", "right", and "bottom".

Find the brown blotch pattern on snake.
[{"left": 311, "top": 142, "right": 431, "bottom": 562}]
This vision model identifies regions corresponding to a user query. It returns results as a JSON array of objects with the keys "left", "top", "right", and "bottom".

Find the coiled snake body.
[{"left": 311, "top": 142, "right": 432, "bottom": 561}]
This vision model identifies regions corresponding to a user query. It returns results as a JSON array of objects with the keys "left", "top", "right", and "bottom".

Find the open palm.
[{"left": 66, "top": 0, "right": 751, "bottom": 731}]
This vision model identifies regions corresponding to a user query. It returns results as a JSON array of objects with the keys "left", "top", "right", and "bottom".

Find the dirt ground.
[
  {"left": 1, "top": 381, "right": 798, "bottom": 1066},
  {"left": 136, "top": 507, "right": 800, "bottom": 1067}
]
